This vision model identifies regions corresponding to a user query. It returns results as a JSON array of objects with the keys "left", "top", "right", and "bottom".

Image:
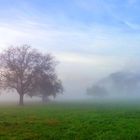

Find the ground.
[{"left": 0, "top": 101, "right": 140, "bottom": 140}]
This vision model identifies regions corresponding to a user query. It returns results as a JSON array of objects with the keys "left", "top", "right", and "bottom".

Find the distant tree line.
[
  {"left": 87, "top": 71, "right": 140, "bottom": 98},
  {"left": 0, "top": 45, "right": 63, "bottom": 105}
]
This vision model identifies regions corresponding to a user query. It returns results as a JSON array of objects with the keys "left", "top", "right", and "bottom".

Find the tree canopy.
[{"left": 0, "top": 45, "right": 63, "bottom": 105}]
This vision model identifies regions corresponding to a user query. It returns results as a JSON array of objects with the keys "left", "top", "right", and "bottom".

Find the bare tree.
[{"left": 0, "top": 45, "right": 59, "bottom": 105}]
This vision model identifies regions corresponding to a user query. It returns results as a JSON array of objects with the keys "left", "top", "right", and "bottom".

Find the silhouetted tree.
[
  {"left": 30, "top": 74, "right": 63, "bottom": 103},
  {"left": 0, "top": 45, "right": 61, "bottom": 105},
  {"left": 28, "top": 54, "right": 63, "bottom": 103}
]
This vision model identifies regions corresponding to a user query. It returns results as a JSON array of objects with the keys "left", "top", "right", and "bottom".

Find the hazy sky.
[{"left": 0, "top": 0, "right": 140, "bottom": 100}]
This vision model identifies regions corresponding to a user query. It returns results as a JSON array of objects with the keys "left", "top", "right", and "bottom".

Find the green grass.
[{"left": 1, "top": 101, "right": 140, "bottom": 140}]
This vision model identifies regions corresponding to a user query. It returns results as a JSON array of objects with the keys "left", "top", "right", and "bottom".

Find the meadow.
[{"left": 1, "top": 101, "right": 140, "bottom": 140}]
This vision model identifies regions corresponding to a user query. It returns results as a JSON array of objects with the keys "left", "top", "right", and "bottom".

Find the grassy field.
[{"left": 1, "top": 101, "right": 140, "bottom": 140}]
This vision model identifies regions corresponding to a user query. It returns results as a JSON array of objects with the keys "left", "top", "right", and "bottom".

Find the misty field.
[{"left": 1, "top": 101, "right": 140, "bottom": 140}]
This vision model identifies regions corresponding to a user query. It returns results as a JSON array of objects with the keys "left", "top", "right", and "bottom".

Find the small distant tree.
[
  {"left": 0, "top": 45, "right": 61, "bottom": 105},
  {"left": 87, "top": 85, "right": 108, "bottom": 97}
]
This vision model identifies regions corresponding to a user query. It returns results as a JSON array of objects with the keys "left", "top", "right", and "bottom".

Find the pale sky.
[{"left": 0, "top": 0, "right": 140, "bottom": 100}]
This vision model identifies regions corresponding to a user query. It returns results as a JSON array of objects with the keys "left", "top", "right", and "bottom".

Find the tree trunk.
[
  {"left": 42, "top": 95, "right": 49, "bottom": 104},
  {"left": 19, "top": 94, "right": 24, "bottom": 106}
]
